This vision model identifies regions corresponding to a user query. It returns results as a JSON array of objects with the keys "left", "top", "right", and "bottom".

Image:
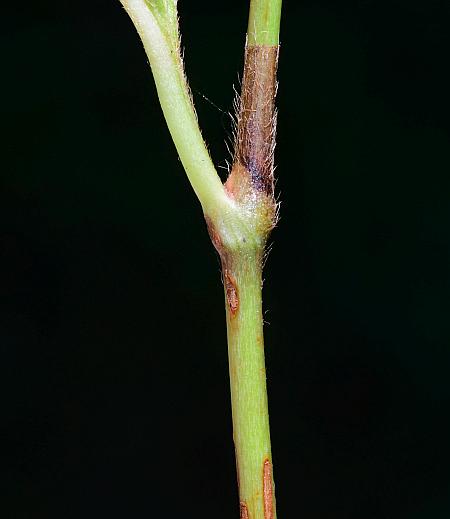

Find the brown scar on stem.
[
  {"left": 263, "top": 458, "right": 274, "bottom": 519},
  {"left": 204, "top": 217, "right": 240, "bottom": 316},
  {"left": 240, "top": 502, "right": 249, "bottom": 519},
  {"left": 224, "top": 268, "right": 239, "bottom": 315},
  {"left": 228, "top": 44, "right": 279, "bottom": 200},
  {"left": 204, "top": 216, "right": 223, "bottom": 257}
]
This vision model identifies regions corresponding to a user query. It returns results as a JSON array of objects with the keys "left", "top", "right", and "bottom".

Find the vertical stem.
[
  {"left": 223, "top": 2, "right": 282, "bottom": 517},
  {"left": 224, "top": 251, "right": 275, "bottom": 519},
  {"left": 247, "top": 0, "right": 282, "bottom": 46},
  {"left": 119, "top": 0, "right": 283, "bottom": 515}
]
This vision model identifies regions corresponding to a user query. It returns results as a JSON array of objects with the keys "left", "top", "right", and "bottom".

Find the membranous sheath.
[{"left": 232, "top": 45, "right": 279, "bottom": 199}]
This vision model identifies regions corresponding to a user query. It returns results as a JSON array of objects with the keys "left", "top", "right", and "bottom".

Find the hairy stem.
[
  {"left": 223, "top": 1, "right": 282, "bottom": 517},
  {"left": 119, "top": 0, "right": 229, "bottom": 216},
  {"left": 118, "top": 1, "right": 282, "bottom": 516}
]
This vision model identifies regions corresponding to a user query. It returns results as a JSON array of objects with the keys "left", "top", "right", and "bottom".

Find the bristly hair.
[{"left": 228, "top": 44, "right": 280, "bottom": 203}]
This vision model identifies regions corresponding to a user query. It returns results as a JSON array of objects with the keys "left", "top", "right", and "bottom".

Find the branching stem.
[{"left": 119, "top": 1, "right": 282, "bottom": 517}]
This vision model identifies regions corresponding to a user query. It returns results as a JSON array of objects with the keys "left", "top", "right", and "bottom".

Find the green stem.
[
  {"left": 247, "top": 0, "right": 282, "bottom": 46},
  {"left": 224, "top": 249, "right": 276, "bottom": 519},
  {"left": 119, "top": 0, "right": 230, "bottom": 217},
  {"left": 119, "top": 2, "right": 282, "bottom": 517},
  {"left": 222, "top": 2, "right": 283, "bottom": 517}
]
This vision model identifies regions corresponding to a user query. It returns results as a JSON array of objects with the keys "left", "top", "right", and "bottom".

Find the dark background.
[{"left": 2, "top": 0, "right": 450, "bottom": 517}]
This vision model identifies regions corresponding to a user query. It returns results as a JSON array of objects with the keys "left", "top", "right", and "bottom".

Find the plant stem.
[
  {"left": 222, "top": 2, "right": 282, "bottom": 517},
  {"left": 247, "top": 0, "right": 282, "bottom": 46},
  {"left": 225, "top": 250, "right": 275, "bottom": 519},
  {"left": 119, "top": 1, "right": 282, "bottom": 516},
  {"left": 119, "top": 0, "right": 229, "bottom": 216}
]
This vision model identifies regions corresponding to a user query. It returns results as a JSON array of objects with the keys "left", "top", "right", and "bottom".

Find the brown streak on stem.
[
  {"left": 240, "top": 502, "right": 250, "bottom": 519},
  {"left": 204, "top": 216, "right": 223, "bottom": 257},
  {"left": 204, "top": 217, "right": 239, "bottom": 316},
  {"left": 263, "top": 458, "right": 274, "bottom": 519},
  {"left": 224, "top": 268, "right": 239, "bottom": 315},
  {"left": 230, "top": 44, "right": 279, "bottom": 199}
]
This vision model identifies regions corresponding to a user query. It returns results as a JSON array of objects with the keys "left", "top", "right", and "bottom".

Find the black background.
[{"left": 2, "top": 1, "right": 450, "bottom": 517}]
